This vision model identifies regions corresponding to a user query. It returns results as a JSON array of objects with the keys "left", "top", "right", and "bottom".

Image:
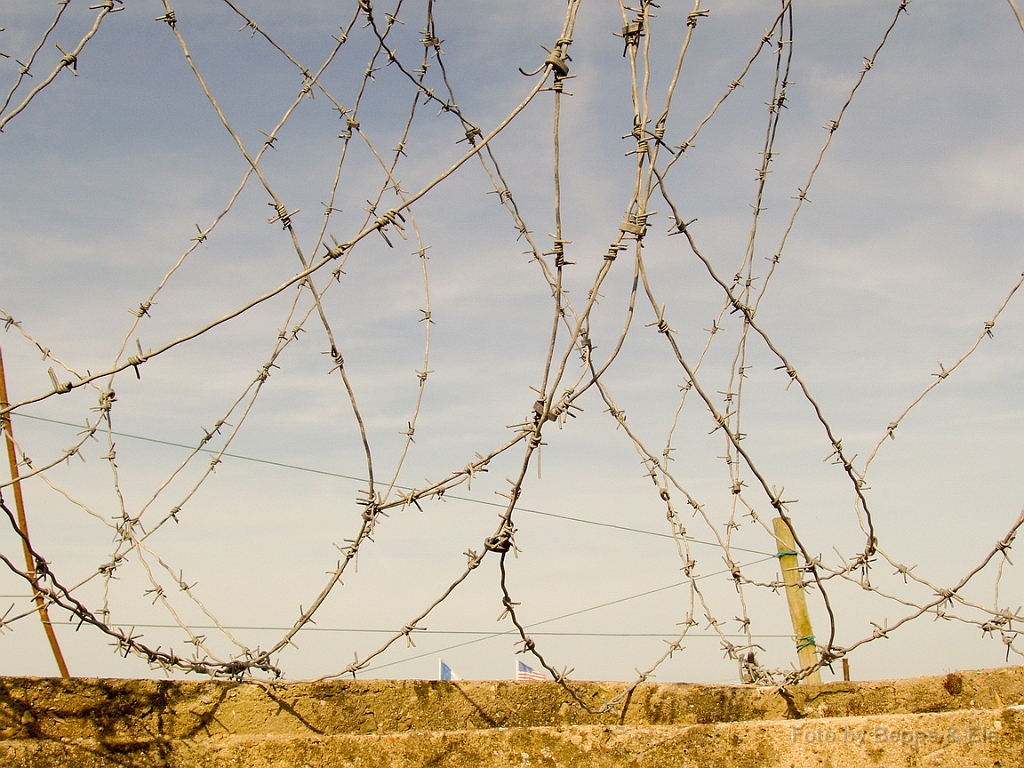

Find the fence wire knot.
[
  {"left": 267, "top": 202, "right": 299, "bottom": 229},
  {"left": 688, "top": 9, "right": 710, "bottom": 27},
  {"left": 484, "top": 525, "right": 514, "bottom": 553}
]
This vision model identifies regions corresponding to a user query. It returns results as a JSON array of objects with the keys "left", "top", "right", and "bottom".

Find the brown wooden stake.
[
  {"left": 0, "top": 347, "right": 70, "bottom": 677},
  {"left": 773, "top": 516, "right": 821, "bottom": 685},
  {"left": 842, "top": 657, "right": 851, "bottom": 681}
]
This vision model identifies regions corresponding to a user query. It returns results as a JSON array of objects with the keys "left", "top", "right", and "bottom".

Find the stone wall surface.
[{"left": 1, "top": 666, "right": 1022, "bottom": 766}]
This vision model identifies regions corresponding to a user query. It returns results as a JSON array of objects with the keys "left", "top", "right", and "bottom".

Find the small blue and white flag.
[
  {"left": 516, "top": 660, "right": 545, "bottom": 681},
  {"left": 439, "top": 659, "right": 462, "bottom": 681}
]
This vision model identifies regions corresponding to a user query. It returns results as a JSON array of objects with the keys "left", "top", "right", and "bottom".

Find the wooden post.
[
  {"left": 0, "top": 347, "right": 70, "bottom": 677},
  {"left": 773, "top": 516, "right": 820, "bottom": 685}
]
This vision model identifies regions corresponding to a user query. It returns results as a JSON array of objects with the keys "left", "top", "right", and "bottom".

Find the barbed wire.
[
  {"left": 0, "top": 1, "right": 123, "bottom": 132},
  {"left": 1, "top": 0, "right": 1022, "bottom": 701}
]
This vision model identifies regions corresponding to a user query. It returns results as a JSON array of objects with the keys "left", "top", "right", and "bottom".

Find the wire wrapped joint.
[
  {"left": 544, "top": 53, "right": 569, "bottom": 78},
  {"left": 687, "top": 9, "right": 710, "bottom": 27},
  {"left": 374, "top": 209, "right": 406, "bottom": 247},
  {"left": 323, "top": 234, "right": 348, "bottom": 260},
  {"left": 94, "top": 389, "right": 117, "bottom": 414},
  {"left": 268, "top": 202, "right": 299, "bottom": 229},
  {"left": 464, "top": 549, "right": 483, "bottom": 569},
  {"left": 617, "top": 19, "right": 644, "bottom": 56},
  {"left": 544, "top": 239, "right": 574, "bottom": 269},
  {"left": 46, "top": 367, "right": 73, "bottom": 394},
  {"left": 129, "top": 301, "right": 153, "bottom": 318},
  {"left": 484, "top": 524, "right": 515, "bottom": 553},
  {"left": 620, "top": 220, "right": 645, "bottom": 238},
  {"left": 520, "top": 41, "right": 571, "bottom": 79},
  {"left": 52, "top": 44, "right": 78, "bottom": 76},
  {"left": 604, "top": 243, "right": 627, "bottom": 261},
  {"left": 795, "top": 634, "right": 816, "bottom": 651}
]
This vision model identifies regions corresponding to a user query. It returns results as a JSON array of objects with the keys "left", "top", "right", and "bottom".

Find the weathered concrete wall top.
[{"left": 1, "top": 666, "right": 1022, "bottom": 766}]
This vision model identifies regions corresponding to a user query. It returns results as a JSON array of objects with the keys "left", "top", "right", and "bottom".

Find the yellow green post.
[{"left": 774, "top": 516, "right": 821, "bottom": 685}]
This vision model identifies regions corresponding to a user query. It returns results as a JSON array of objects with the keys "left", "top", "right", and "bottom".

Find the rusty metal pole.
[
  {"left": 773, "top": 516, "right": 820, "bottom": 685},
  {"left": 0, "top": 346, "right": 70, "bottom": 677}
]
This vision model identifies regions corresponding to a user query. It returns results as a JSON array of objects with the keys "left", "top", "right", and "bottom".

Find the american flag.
[{"left": 516, "top": 660, "right": 546, "bottom": 681}]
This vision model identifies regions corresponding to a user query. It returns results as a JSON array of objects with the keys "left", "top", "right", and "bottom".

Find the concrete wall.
[{"left": 2, "top": 666, "right": 1022, "bottom": 766}]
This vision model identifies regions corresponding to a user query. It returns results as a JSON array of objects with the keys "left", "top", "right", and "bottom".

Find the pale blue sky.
[{"left": 1, "top": 0, "right": 1023, "bottom": 685}]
